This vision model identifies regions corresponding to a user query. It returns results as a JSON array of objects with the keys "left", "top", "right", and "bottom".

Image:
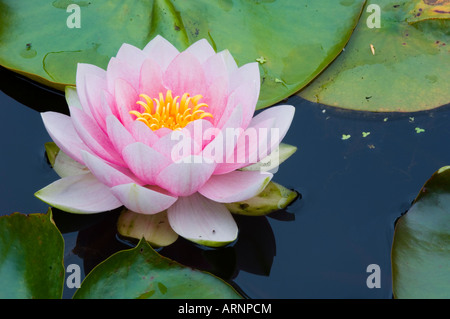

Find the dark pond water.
[{"left": 1, "top": 66, "right": 450, "bottom": 299}]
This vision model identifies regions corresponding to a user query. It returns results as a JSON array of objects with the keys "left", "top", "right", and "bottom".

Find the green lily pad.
[
  {"left": 299, "top": 0, "right": 450, "bottom": 112},
  {"left": 0, "top": 209, "right": 65, "bottom": 298},
  {"left": 225, "top": 181, "right": 298, "bottom": 216},
  {"left": 73, "top": 239, "right": 242, "bottom": 299},
  {"left": 392, "top": 166, "right": 450, "bottom": 298},
  {"left": 0, "top": 0, "right": 366, "bottom": 109}
]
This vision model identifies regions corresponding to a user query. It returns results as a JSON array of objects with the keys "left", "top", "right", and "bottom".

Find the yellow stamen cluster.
[{"left": 129, "top": 90, "right": 213, "bottom": 131}]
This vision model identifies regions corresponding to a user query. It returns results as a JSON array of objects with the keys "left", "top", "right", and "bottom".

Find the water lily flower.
[{"left": 36, "top": 35, "right": 295, "bottom": 247}]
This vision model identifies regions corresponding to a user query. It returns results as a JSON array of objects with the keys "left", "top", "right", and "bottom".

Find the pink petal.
[
  {"left": 202, "top": 105, "right": 243, "bottom": 166},
  {"left": 202, "top": 49, "right": 236, "bottom": 85},
  {"left": 116, "top": 43, "right": 148, "bottom": 75},
  {"left": 131, "top": 120, "right": 159, "bottom": 147},
  {"left": 199, "top": 170, "right": 272, "bottom": 203},
  {"left": 217, "top": 49, "right": 238, "bottom": 74},
  {"left": 217, "top": 117, "right": 275, "bottom": 174},
  {"left": 101, "top": 89, "right": 118, "bottom": 119},
  {"left": 69, "top": 106, "right": 124, "bottom": 166},
  {"left": 214, "top": 105, "right": 295, "bottom": 174},
  {"left": 143, "top": 35, "right": 179, "bottom": 71},
  {"left": 83, "top": 73, "right": 109, "bottom": 131},
  {"left": 202, "top": 75, "right": 229, "bottom": 124},
  {"left": 220, "top": 77, "right": 259, "bottom": 130},
  {"left": 217, "top": 103, "right": 243, "bottom": 131},
  {"left": 229, "top": 62, "right": 260, "bottom": 94},
  {"left": 122, "top": 142, "right": 171, "bottom": 185},
  {"left": 152, "top": 130, "right": 201, "bottom": 160},
  {"left": 114, "top": 78, "right": 138, "bottom": 129},
  {"left": 212, "top": 62, "right": 260, "bottom": 130},
  {"left": 215, "top": 85, "right": 254, "bottom": 130},
  {"left": 155, "top": 156, "right": 216, "bottom": 196},
  {"left": 181, "top": 119, "right": 214, "bottom": 149},
  {"left": 35, "top": 173, "right": 122, "bottom": 214},
  {"left": 235, "top": 117, "right": 276, "bottom": 164},
  {"left": 41, "top": 112, "right": 89, "bottom": 164},
  {"left": 167, "top": 193, "right": 238, "bottom": 247},
  {"left": 185, "top": 39, "right": 216, "bottom": 64},
  {"left": 139, "top": 58, "right": 165, "bottom": 99},
  {"left": 248, "top": 104, "right": 295, "bottom": 150},
  {"left": 106, "top": 115, "right": 136, "bottom": 154},
  {"left": 76, "top": 63, "right": 106, "bottom": 117},
  {"left": 111, "top": 183, "right": 178, "bottom": 215},
  {"left": 163, "top": 51, "right": 206, "bottom": 97},
  {"left": 76, "top": 62, "right": 106, "bottom": 80},
  {"left": 198, "top": 126, "right": 224, "bottom": 164},
  {"left": 81, "top": 151, "right": 138, "bottom": 187},
  {"left": 154, "top": 127, "right": 172, "bottom": 138},
  {"left": 106, "top": 57, "right": 139, "bottom": 94}
]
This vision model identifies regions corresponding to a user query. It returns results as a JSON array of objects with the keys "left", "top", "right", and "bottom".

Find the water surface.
[{"left": 1, "top": 66, "right": 449, "bottom": 299}]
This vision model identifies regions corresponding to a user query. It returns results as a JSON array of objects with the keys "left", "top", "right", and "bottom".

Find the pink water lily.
[{"left": 36, "top": 35, "right": 294, "bottom": 247}]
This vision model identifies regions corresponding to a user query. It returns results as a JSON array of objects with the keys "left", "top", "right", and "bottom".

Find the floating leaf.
[
  {"left": 0, "top": 209, "right": 65, "bottom": 299},
  {"left": 299, "top": 0, "right": 450, "bottom": 112},
  {"left": 225, "top": 181, "right": 298, "bottom": 216},
  {"left": 0, "top": 0, "right": 366, "bottom": 109},
  {"left": 73, "top": 239, "right": 242, "bottom": 299},
  {"left": 392, "top": 166, "right": 450, "bottom": 298}
]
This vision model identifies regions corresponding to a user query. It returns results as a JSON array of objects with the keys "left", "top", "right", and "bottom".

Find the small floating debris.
[
  {"left": 341, "top": 134, "right": 351, "bottom": 140},
  {"left": 256, "top": 56, "right": 266, "bottom": 64},
  {"left": 415, "top": 127, "right": 425, "bottom": 134},
  {"left": 362, "top": 132, "right": 371, "bottom": 138},
  {"left": 370, "top": 44, "right": 375, "bottom": 55}
]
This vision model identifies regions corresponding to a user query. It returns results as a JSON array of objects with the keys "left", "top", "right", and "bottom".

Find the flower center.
[{"left": 129, "top": 90, "right": 213, "bottom": 131}]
